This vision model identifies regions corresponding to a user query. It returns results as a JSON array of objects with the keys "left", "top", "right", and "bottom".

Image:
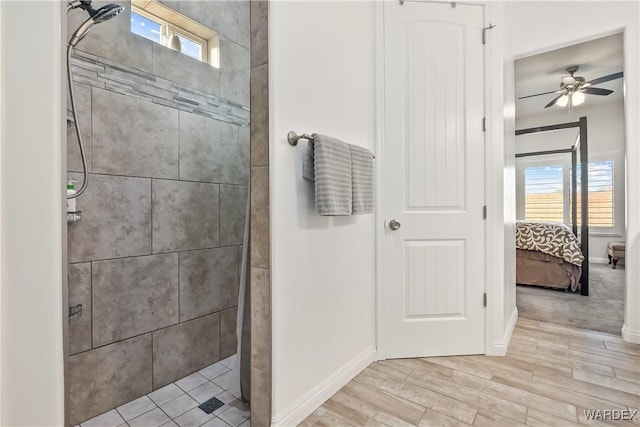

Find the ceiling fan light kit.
[{"left": 519, "top": 65, "right": 623, "bottom": 113}]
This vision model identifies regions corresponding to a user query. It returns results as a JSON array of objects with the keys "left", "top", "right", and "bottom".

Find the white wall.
[
  {"left": 502, "top": 17, "right": 518, "bottom": 347},
  {"left": 270, "top": 1, "right": 376, "bottom": 424},
  {"left": 515, "top": 101, "right": 626, "bottom": 261},
  {"left": 0, "top": 1, "right": 66, "bottom": 425},
  {"left": 479, "top": 2, "right": 516, "bottom": 356},
  {"left": 0, "top": 2, "right": 3, "bottom": 422},
  {"left": 504, "top": 1, "right": 640, "bottom": 342}
]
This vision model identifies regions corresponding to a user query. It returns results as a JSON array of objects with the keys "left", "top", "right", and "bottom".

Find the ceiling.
[{"left": 515, "top": 33, "right": 624, "bottom": 118}]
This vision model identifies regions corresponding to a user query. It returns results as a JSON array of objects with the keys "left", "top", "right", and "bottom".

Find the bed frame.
[{"left": 515, "top": 116, "right": 589, "bottom": 296}]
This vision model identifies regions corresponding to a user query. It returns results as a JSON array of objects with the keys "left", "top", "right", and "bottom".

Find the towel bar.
[{"left": 287, "top": 130, "right": 375, "bottom": 158}]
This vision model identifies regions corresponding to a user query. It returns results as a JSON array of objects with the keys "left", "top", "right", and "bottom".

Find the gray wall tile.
[
  {"left": 239, "top": 124, "right": 250, "bottom": 184},
  {"left": 250, "top": 1, "right": 270, "bottom": 424},
  {"left": 67, "top": 83, "right": 92, "bottom": 173},
  {"left": 69, "top": 174, "right": 151, "bottom": 263},
  {"left": 152, "top": 180, "right": 220, "bottom": 253},
  {"left": 152, "top": 313, "right": 221, "bottom": 388},
  {"left": 220, "top": 307, "right": 238, "bottom": 359},
  {"left": 179, "top": 247, "right": 239, "bottom": 322},
  {"left": 68, "top": 1, "right": 154, "bottom": 73},
  {"left": 179, "top": 112, "right": 243, "bottom": 184},
  {"left": 69, "top": 263, "right": 92, "bottom": 355},
  {"left": 92, "top": 254, "right": 179, "bottom": 347},
  {"left": 220, "top": 185, "right": 248, "bottom": 246},
  {"left": 237, "top": 0, "right": 250, "bottom": 49},
  {"left": 220, "top": 37, "right": 250, "bottom": 106},
  {"left": 250, "top": 64, "right": 268, "bottom": 167},
  {"left": 152, "top": 44, "right": 220, "bottom": 96},
  {"left": 92, "top": 88, "right": 179, "bottom": 179},
  {"left": 250, "top": 166, "right": 269, "bottom": 269},
  {"left": 251, "top": 367, "right": 271, "bottom": 424},
  {"left": 178, "top": 1, "right": 238, "bottom": 42},
  {"left": 69, "top": 334, "right": 152, "bottom": 425},
  {"left": 250, "top": 1, "right": 268, "bottom": 69},
  {"left": 250, "top": 268, "right": 270, "bottom": 373}
]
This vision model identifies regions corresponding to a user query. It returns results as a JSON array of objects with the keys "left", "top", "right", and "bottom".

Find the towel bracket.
[
  {"left": 287, "top": 131, "right": 314, "bottom": 146},
  {"left": 288, "top": 130, "right": 375, "bottom": 158}
]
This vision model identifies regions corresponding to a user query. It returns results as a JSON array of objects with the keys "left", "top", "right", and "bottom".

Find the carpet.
[{"left": 516, "top": 263, "right": 625, "bottom": 335}]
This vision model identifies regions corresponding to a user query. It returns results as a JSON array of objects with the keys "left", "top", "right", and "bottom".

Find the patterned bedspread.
[{"left": 516, "top": 221, "right": 584, "bottom": 266}]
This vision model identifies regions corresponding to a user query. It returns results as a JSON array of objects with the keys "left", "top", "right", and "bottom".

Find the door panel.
[
  {"left": 406, "top": 240, "right": 465, "bottom": 317},
  {"left": 384, "top": 1, "right": 485, "bottom": 358},
  {"left": 405, "top": 21, "right": 465, "bottom": 210}
]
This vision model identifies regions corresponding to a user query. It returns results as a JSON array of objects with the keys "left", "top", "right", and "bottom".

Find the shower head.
[
  {"left": 68, "top": 2, "right": 124, "bottom": 47},
  {"left": 91, "top": 3, "right": 125, "bottom": 23}
]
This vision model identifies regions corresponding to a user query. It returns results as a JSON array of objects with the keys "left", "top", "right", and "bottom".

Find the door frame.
[{"left": 374, "top": 0, "right": 510, "bottom": 360}]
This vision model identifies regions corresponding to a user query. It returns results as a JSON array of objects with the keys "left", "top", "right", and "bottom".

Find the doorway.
[{"left": 512, "top": 33, "right": 627, "bottom": 335}]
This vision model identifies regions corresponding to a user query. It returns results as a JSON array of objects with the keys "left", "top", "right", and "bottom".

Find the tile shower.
[{"left": 65, "top": 1, "right": 250, "bottom": 425}]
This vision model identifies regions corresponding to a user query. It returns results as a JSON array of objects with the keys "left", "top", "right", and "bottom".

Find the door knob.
[{"left": 389, "top": 219, "right": 401, "bottom": 230}]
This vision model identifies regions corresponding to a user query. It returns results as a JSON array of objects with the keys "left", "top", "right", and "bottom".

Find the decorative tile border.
[{"left": 70, "top": 50, "right": 249, "bottom": 126}]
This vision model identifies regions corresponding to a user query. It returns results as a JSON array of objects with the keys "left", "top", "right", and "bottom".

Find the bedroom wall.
[
  {"left": 504, "top": 0, "right": 639, "bottom": 342},
  {"left": 515, "top": 101, "right": 626, "bottom": 261}
]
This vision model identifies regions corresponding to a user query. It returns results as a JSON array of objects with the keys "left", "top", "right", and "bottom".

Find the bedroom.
[{"left": 514, "top": 33, "right": 626, "bottom": 335}]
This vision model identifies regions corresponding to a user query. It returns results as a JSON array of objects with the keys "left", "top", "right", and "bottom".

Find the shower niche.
[{"left": 65, "top": 1, "right": 251, "bottom": 425}]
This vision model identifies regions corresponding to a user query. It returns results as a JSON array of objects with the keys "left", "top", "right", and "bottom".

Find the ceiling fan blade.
[
  {"left": 585, "top": 71, "right": 623, "bottom": 86},
  {"left": 544, "top": 93, "right": 565, "bottom": 108},
  {"left": 582, "top": 87, "right": 614, "bottom": 96},
  {"left": 518, "top": 90, "right": 562, "bottom": 100}
]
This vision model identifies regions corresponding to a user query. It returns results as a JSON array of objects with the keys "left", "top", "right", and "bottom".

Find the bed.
[
  {"left": 516, "top": 221, "right": 584, "bottom": 292},
  {"left": 515, "top": 116, "right": 590, "bottom": 295}
]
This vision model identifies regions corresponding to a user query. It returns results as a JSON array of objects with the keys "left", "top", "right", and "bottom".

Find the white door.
[{"left": 384, "top": 1, "right": 486, "bottom": 358}]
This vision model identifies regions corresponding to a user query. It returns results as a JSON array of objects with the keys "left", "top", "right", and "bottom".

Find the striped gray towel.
[
  {"left": 349, "top": 144, "right": 374, "bottom": 214},
  {"left": 304, "top": 134, "right": 352, "bottom": 216},
  {"left": 302, "top": 140, "right": 315, "bottom": 181}
]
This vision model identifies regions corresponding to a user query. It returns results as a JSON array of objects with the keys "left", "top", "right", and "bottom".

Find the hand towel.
[
  {"left": 302, "top": 140, "right": 315, "bottom": 181},
  {"left": 307, "top": 134, "right": 352, "bottom": 215},
  {"left": 349, "top": 144, "right": 375, "bottom": 214}
]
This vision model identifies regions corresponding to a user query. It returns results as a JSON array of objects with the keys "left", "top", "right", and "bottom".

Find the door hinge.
[
  {"left": 482, "top": 117, "right": 486, "bottom": 132},
  {"left": 483, "top": 292, "right": 487, "bottom": 307},
  {"left": 482, "top": 24, "right": 496, "bottom": 44},
  {"left": 483, "top": 205, "right": 487, "bottom": 219}
]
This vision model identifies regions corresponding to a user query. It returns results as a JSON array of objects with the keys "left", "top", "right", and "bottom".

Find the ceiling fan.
[{"left": 519, "top": 66, "right": 624, "bottom": 111}]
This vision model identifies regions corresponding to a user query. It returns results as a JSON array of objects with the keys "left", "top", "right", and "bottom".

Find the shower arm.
[{"left": 67, "top": 1, "right": 93, "bottom": 13}]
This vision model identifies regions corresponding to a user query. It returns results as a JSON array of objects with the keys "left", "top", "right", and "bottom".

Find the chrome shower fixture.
[{"left": 69, "top": 1, "right": 125, "bottom": 47}]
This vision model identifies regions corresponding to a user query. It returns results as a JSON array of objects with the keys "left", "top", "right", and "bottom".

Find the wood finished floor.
[{"left": 300, "top": 318, "right": 640, "bottom": 426}]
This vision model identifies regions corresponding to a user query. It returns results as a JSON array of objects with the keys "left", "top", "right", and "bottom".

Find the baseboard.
[
  {"left": 487, "top": 307, "right": 518, "bottom": 356},
  {"left": 622, "top": 324, "right": 640, "bottom": 344},
  {"left": 589, "top": 257, "right": 609, "bottom": 264},
  {"left": 271, "top": 347, "right": 375, "bottom": 426}
]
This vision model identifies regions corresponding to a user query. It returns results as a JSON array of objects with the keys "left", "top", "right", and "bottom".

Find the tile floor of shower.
[{"left": 77, "top": 355, "right": 249, "bottom": 427}]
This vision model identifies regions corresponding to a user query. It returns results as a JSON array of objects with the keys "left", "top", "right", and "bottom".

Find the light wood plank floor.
[{"left": 300, "top": 318, "right": 640, "bottom": 426}]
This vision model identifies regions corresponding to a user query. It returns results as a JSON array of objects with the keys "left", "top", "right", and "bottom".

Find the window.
[
  {"left": 524, "top": 164, "right": 564, "bottom": 223},
  {"left": 131, "top": 12, "right": 162, "bottom": 44},
  {"left": 130, "top": 2, "right": 220, "bottom": 67},
  {"left": 520, "top": 158, "right": 619, "bottom": 231},
  {"left": 573, "top": 160, "right": 615, "bottom": 227}
]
